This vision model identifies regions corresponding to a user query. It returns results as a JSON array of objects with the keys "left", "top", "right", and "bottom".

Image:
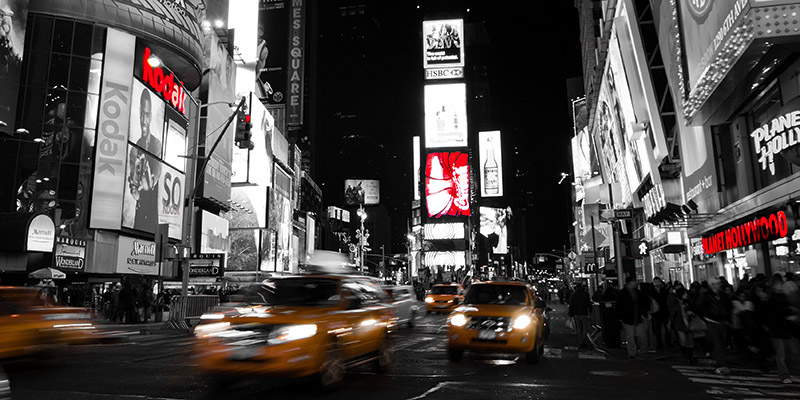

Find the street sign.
[
  {"left": 614, "top": 209, "right": 633, "bottom": 219},
  {"left": 583, "top": 253, "right": 596, "bottom": 263},
  {"left": 568, "top": 251, "right": 577, "bottom": 261}
]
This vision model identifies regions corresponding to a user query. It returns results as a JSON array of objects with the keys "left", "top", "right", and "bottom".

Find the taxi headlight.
[
  {"left": 513, "top": 315, "right": 532, "bottom": 330},
  {"left": 267, "top": 324, "right": 318, "bottom": 345},
  {"left": 449, "top": 313, "right": 468, "bottom": 327},
  {"left": 194, "top": 322, "right": 230, "bottom": 337},
  {"left": 425, "top": 296, "right": 434, "bottom": 303},
  {"left": 200, "top": 313, "right": 225, "bottom": 320}
]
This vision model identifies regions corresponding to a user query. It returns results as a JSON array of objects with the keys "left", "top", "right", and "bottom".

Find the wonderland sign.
[{"left": 701, "top": 210, "right": 795, "bottom": 255}]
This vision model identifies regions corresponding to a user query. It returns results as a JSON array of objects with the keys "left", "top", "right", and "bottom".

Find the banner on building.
[
  {"left": 286, "top": 0, "right": 306, "bottom": 126},
  {"left": 200, "top": 210, "right": 230, "bottom": 254},
  {"left": 0, "top": 0, "right": 29, "bottom": 135},
  {"left": 424, "top": 83, "right": 468, "bottom": 148},
  {"left": 478, "top": 131, "right": 503, "bottom": 197},
  {"left": 422, "top": 19, "right": 464, "bottom": 69},
  {"left": 425, "top": 151, "right": 470, "bottom": 218},
  {"left": 54, "top": 237, "right": 87, "bottom": 272},
  {"left": 479, "top": 207, "right": 509, "bottom": 254},
  {"left": 116, "top": 236, "right": 157, "bottom": 275},
  {"left": 90, "top": 29, "right": 136, "bottom": 230},
  {"left": 344, "top": 179, "right": 380, "bottom": 206}
]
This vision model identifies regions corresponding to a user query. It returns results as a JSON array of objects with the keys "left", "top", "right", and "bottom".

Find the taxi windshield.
[
  {"left": 464, "top": 285, "right": 528, "bottom": 306},
  {"left": 430, "top": 286, "right": 458, "bottom": 295},
  {"left": 265, "top": 278, "right": 341, "bottom": 307}
]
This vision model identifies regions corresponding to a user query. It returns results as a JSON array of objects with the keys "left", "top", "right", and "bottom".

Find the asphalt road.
[{"left": 5, "top": 305, "right": 799, "bottom": 399}]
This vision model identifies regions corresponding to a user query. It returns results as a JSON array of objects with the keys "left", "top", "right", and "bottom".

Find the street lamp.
[{"left": 356, "top": 204, "right": 369, "bottom": 273}]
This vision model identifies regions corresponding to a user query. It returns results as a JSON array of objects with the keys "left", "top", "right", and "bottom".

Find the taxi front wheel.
[
  {"left": 525, "top": 342, "right": 540, "bottom": 364},
  {"left": 318, "top": 343, "right": 345, "bottom": 391},
  {"left": 372, "top": 336, "right": 394, "bottom": 373}
]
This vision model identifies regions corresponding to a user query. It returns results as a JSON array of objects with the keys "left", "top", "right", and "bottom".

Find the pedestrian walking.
[
  {"left": 766, "top": 275, "right": 799, "bottom": 384},
  {"left": 617, "top": 276, "right": 650, "bottom": 359},
  {"left": 698, "top": 277, "right": 732, "bottom": 375},
  {"left": 568, "top": 282, "right": 592, "bottom": 349},
  {"left": 651, "top": 277, "right": 670, "bottom": 348},
  {"left": 672, "top": 288, "right": 698, "bottom": 364}
]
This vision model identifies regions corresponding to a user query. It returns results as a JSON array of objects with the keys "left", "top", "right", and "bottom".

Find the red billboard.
[{"left": 425, "top": 152, "right": 470, "bottom": 218}]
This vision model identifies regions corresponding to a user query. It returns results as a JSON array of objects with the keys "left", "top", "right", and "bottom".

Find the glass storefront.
[{"left": 769, "top": 229, "right": 800, "bottom": 274}]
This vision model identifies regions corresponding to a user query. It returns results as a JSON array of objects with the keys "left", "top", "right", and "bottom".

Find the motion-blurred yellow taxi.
[
  {"left": 424, "top": 283, "right": 463, "bottom": 314},
  {"left": 0, "top": 286, "right": 96, "bottom": 360},
  {"left": 193, "top": 275, "right": 397, "bottom": 390},
  {"left": 446, "top": 280, "right": 546, "bottom": 363}
]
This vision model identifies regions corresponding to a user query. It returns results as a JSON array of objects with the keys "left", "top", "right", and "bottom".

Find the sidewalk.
[
  {"left": 92, "top": 317, "right": 193, "bottom": 338},
  {"left": 549, "top": 302, "right": 772, "bottom": 369}
]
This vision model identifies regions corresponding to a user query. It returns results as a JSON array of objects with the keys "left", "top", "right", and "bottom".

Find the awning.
[{"left": 0, "top": 213, "right": 55, "bottom": 253}]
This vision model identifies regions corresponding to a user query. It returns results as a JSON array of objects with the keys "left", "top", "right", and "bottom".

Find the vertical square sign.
[
  {"left": 425, "top": 151, "right": 470, "bottom": 218},
  {"left": 424, "top": 83, "right": 468, "bottom": 148},
  {"left": 478, "top": 131, "right": 503, "bottom": 197}
]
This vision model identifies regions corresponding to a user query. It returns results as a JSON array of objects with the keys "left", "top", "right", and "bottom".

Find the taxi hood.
[{"left": 453, "top": 304, "right": 534, "bottom": 318}]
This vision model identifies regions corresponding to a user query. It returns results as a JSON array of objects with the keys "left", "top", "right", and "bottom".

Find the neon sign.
[
  {"left": 701, "top": 210, "right": 794, "bottom": 255},
  {"left": 141, "top": 46, "right": 187, "bottom": 116}
]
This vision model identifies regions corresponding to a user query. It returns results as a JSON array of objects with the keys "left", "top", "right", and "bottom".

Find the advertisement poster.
[
  {"left": 226, "top": 185, "right": 268, "bottom": 229},
  {"left": 226, "top": 229, "right": 259, "bottom": 271},
  {"left": 286, "top": 0, "right": 306, "bottom": 126},
  {"left": 163, "top": 118, "right": 187, "bottom": 173},
  {"left": 90, "top": 29, "right": 136, "bottom": 231},
  {"left": 0, "top": 0, "right": 28, "bottom": 134},
  {"left": 478, "top": 131, "right": 503, "bottom": 197},
  {"left": 424, "top": 84, "right": 468, "bottom": 148},
  {"left": 424, "top": 223, "right": 465, "bottom": 240},
  {"left": 129, "top": 80, "right": 165, "bottom": 159},
  {"left": 270, "top": 188, "right": 292, "bottom": 272},
  {"left": 344, "top": 179, "right": 380, "bottom": 205},
  {"left": 122, "top": 146, "right": 161, "bottom": 234},
  {"left": 425, "top": 152, "right": 470, "bottom": 218},
  {"left": 158, "top": 163, "right": 184, "bottom": 239},
  {"left": 608, "top": 31, "right": 649, "bottom": 191},
  {"left": 479, "top": 207, "right": 509, "bottom": 254},
  {"left": 679, "top": 0, "right": 749, "bottom": 95},
  {"left": 116, "top": 236, "right": 157, "bottom": 275},
  {"left": 199, "top": 31, "right": 235, "bottom": 204},
  {"left": 200, "top": 210, "right": 229, "bottom": 254},
  {"left": 594, "top": 57, "right": 633, "bottom": 206},
  {"left": 423, "top": 19, "right": 464, "bottom": 69},
  {"left": 260, "top": 229, "right": 277, "bottom": 272},
  {"left": 650, "top": 0, "right": 686, "bottom": 102},
  {"left": 257, "top": 0, "right": 288, "bottom": 104},
  {"left": 54, "top": 237, "right": 86, "bottom": 272}
]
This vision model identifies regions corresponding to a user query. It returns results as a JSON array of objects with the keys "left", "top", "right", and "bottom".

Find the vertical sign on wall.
[
  {"left": 287, "top": 0, "right": 306, "bottom": 127},
  {"left": 413, "top": 136, "right": 421, "bottom": 201},
  {"left": 90, "top": 29, "right": 136, "bottom": 230},
  {"left": 0, "top": 0, "right": 29, "bottom": 134}
]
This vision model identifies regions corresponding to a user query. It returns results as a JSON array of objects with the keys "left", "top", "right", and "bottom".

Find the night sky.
[{"left": 314, "top": 0, "right": 582, "bottom": 258}]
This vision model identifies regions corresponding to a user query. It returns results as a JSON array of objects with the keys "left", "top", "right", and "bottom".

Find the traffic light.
[{"left": 235, "top": 110, "right": 254, "bottom": 150}]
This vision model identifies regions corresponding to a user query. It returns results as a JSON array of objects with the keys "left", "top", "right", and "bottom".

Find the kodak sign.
[
  {"left": 141, "top": 46, "right": 187, "bottom": 116},
  {"left": 701, "top": 210, "right": 794, "bottom": 255}
]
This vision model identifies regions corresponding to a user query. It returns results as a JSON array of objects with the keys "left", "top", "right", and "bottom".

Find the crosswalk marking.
[{"left": 673, "top": 365, "right": 799, "bottom": 399}]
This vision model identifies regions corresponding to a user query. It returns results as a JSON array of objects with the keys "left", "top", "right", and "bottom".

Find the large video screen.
[
  {"left": 479, "top": 207, "right": 508, "bottom": 254},
  {"left": 423, "top": 19, "right": 464, "bottom": 69},
  {"left": 425, "top": 152, "right": 470, "bottom": 218},
  {"left": 424, "top": 84, "right": 467, "bottom": 148}
]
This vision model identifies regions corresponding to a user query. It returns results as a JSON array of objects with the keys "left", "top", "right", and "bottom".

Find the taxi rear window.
[
  {"left": 431, "top": 286, "right": 458, "bottom": 295},
  {"left": 464, "top": 285, "right": 528, "bottom": 306}
]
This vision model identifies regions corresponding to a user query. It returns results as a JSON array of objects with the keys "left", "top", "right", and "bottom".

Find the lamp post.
[{"left": 356, "top": 204, "right": 369, "bottom": 273}]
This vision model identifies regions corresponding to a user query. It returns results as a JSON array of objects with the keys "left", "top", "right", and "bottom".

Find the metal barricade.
[{"left": 166, "top": 295, "right": 220, "bottom": 324}]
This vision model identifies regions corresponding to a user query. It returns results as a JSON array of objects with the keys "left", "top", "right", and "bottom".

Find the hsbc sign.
[{"left": 425, "top": 67, "right": 464, "bottom": 80}]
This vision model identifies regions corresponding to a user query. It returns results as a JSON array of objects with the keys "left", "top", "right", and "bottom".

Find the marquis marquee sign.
[{"left": 701, "top": 210, "right": 795, "bottom": 255}]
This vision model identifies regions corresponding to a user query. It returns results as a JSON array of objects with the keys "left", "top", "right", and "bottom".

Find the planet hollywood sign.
[
  {"left": 751, "top": 99, "right": 800, "bottom": 175},
  {"left": 701, "top": 210, "right": 794, "bottom": 255}
]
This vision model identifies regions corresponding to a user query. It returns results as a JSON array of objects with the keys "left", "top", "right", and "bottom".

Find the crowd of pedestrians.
[{"left": 567, "top": 272, "right": 800, "bottom": 383}]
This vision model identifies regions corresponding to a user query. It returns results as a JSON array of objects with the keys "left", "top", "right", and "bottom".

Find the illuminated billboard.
[
  {"left": 479, "top": 207, "right": 508, "bottom": 254},
  {"left": 478, "top": 131, "right": 503, "bottom": 197},
  {"left": 423, "top": 19, "right": 464, "bottom": 69},
  {"left": 425, "top": 152, "right": 470, "bottom": 218},
  {"left": 344, "top": 179, "right": 380, "bottom": 206},
  {"left": 424, "top": 223, "right": 465, "bottom": 240},
  {"left": 424, "top": 251, "right": 466, "bottom": 268},
  {"left": 424, "top": 84, "right": 467, "bottom": 148},
  {"left": 200, "top": 210, "right": 229, "bottom": 254},
  {"left": 256, "top": 0, "right": 288, "bottom": 105},
  {"left": 0, "top": 0, "right": 29, "bottom": 136}
]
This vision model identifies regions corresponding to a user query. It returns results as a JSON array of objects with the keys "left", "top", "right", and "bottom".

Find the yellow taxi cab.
[
  {"left": 193, "top": 274, "right": 397, "bottom": 390},
  {"left": 424, "top": 283, "right": 463, "bottom": 314},
  {"left": 446, "top": 280, "right": 546, "bottom": 363},
  {"left": 0, "top": 286, "right": 96, "bottom": 360}
]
